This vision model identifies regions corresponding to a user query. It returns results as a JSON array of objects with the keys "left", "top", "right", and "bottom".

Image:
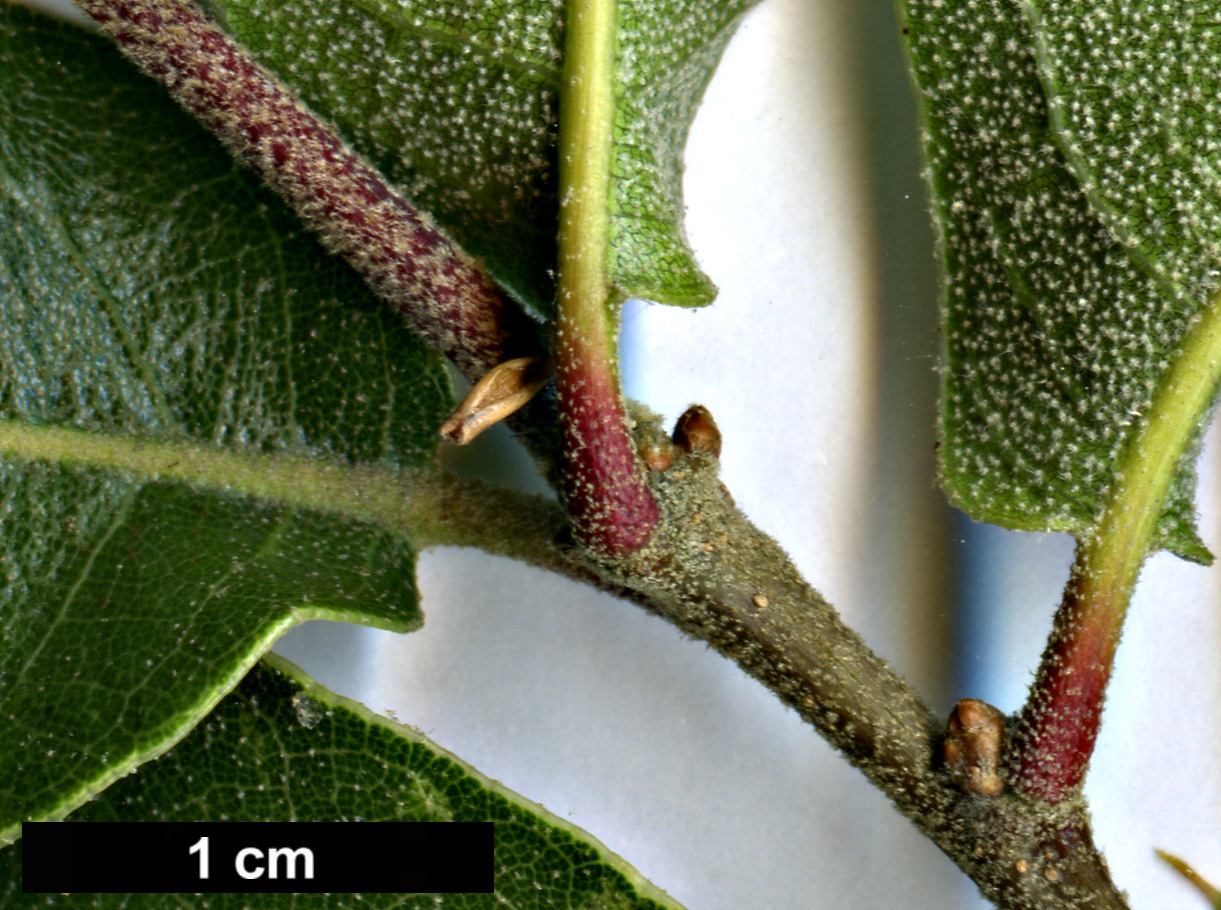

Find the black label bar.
[{"left": 21, "top": 822, "right": 493, "bottom": 893}]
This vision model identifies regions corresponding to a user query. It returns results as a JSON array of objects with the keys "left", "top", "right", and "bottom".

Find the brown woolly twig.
[{"left": 611, "top": 412, "right": 1126, "bottom": 910}]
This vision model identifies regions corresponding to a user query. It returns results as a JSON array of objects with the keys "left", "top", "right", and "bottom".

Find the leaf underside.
[
  {"left": 205, "top": 0, "right": 759, "bottom": 317},
  {"left": 1025, "top": 1, "right": 1221, "bottom": 302},
  {"left": 1, "top": 655, "right": 687, "bottom": 910},
  {"left": 0, "top": 4, "right": 450, "bottom": 838},
  {"left": 900, "top": 0, "right": 1214, "bottom": 562}
]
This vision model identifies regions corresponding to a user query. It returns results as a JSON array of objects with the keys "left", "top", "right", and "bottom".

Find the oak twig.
[{"left": 74, "top": 1, "right": 1131, "bottom": 906}]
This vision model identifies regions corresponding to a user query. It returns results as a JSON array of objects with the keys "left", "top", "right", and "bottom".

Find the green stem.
[
  {"left": 557, "top": 0, "right": 617, "bottom": 317},
  {"left": 1012, "top": 283, "right": 1221, "bottom": 802},
  {"left": 553, "top": 0, "right": 660, "bottom": 557},
  {"left": 1089, "top": 292, "right": 1221, "bottom": 600}
]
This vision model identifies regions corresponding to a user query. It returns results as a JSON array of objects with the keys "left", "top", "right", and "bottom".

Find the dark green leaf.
[
  {"left": 205, "top": 0, "right": 758, "bottom": 315},
  {"left": 0, "top": 3, "right": 452, "bottom": 838},
  {"left": 1, "top": 655, "right": 685, "bottom": 910},
  {"left": 899, "top": 0, "right": 1210, "bottom": 561}
]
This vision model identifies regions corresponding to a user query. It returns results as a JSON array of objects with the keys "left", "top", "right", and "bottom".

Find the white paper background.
[{"left": 18, "top": 0, "right": 1221, "bottom": 906}]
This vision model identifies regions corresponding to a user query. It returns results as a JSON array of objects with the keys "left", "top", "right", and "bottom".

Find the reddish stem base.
[
  {"left": 1010, "top": 565, "right": 1120, "bottom": 804},
  {"left": 553, "top": 314, "right": 660, "bottom": 559}
]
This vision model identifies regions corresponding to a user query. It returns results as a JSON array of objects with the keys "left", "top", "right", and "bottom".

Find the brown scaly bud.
[
  {"left": 943, "top": 698, "right": 1008, "bottom": 796},
  {"left": 638, "top": 435, "right": 679, "bottom": 472},
  {"left": 440, "top": 357, "right": 552, "bottom": 445},
  {"left": 672, "top": 405, "right": 721, "bottom": 457}
]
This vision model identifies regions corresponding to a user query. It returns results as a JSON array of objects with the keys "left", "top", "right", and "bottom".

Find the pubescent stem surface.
[
  {"left": 1012, "top": 281, "right": 1221, "bottom": 803},
  {"left": 553, "top": 0, "right": 660, "bottom": 557}
]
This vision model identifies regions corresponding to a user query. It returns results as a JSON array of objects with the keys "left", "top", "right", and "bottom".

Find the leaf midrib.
[{"left": 0, "top": 420, "right": 430, "bottom": 542}]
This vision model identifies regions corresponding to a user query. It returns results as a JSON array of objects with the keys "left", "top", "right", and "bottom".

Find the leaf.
[
  {"left": 0, "top": 4, "right": 454, "bottom": 839},
  {"left": 0, "top": 655, "right": 686, "bottom": 910},
  {"left": 898, "top": 0, "right": 1211, "bottom": 561},
  {"left": 1023, "top": 0, "right": 1221, "bottom": 304},
  {"left": 204, "top": 0, "right": 758, "bottom": 316}
]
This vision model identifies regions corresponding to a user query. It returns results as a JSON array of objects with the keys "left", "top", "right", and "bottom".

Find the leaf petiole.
[
  {"left": 552, "top": 0, "right": 660, "bottom": 557},
  {"left": 1012, "top": 281, "right": 1221, "bottom": 802}
]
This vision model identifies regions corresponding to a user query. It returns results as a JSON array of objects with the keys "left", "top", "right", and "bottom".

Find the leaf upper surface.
[
  {"left": 205, "top": 0, "right": 758, "bottom": 316},
  {"left": 1, "top": 655, "right": 687, "bottom": 910},
  {"left": 0, "top": 4, "right": 451, "bottom": 839},
  {"left": 899, "top": 0, "right": 1211, "bottom": 561}
]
